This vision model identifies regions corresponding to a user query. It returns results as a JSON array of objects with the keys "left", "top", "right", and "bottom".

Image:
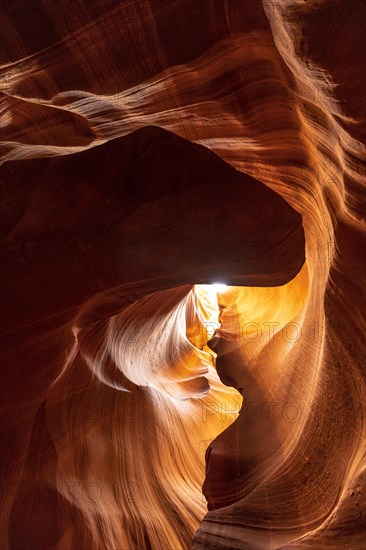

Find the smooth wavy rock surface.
[{"left": 0, "top": 1, "right": 365, "bottom": 549}]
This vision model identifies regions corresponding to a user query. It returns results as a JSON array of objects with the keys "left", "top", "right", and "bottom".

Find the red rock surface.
[{"left": 1, "top": 1, "right": 365, "bottom": 549}]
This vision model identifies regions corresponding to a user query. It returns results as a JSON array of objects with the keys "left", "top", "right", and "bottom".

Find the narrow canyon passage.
[{"left": 1, "top": 1, "right": 365, "bottom": 549}]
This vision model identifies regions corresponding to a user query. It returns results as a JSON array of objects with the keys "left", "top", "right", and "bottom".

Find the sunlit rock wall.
[{"left": 1, "top": 1, "right": 365, "bottom": 549}]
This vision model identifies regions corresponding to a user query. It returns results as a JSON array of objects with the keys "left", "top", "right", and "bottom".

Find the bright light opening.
[{"left": 211, "top": 283, "right": 228, "bottom": 293}]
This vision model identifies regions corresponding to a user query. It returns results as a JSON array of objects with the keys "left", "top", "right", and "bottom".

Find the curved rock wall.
[{"left": 1, "top": 1, "right": 365, "bottom": 549}]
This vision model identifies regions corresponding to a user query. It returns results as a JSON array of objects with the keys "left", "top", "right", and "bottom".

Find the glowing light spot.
[{"left": 211, "top": 283, "right": 228, "bottom": 292}]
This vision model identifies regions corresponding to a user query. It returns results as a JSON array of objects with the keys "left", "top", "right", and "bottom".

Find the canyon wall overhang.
[{"left": 0, "top": 1, "right": 365, "bottom": 549}]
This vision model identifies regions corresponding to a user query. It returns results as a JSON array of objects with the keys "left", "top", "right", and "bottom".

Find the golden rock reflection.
[{"left": 1, "top": 0, "right": 365, "bottom": 548}]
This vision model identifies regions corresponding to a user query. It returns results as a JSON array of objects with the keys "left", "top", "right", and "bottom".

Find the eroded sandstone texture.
[{"left": 1, "top": 1, "right": 365, "bottom": 549}]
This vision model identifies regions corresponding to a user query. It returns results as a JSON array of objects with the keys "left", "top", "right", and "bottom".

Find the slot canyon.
[{"left": 0, "top": 1, "right": 365, "bottom": 549}]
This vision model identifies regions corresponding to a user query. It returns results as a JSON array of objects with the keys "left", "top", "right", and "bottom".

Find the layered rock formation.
[{"left": 1, "top": 1, "right": 365, "bottom": 549}]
